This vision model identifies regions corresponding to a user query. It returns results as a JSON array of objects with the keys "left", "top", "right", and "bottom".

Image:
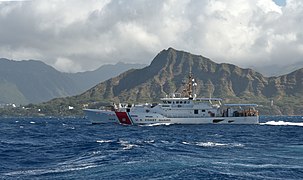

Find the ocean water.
[{"left": 0, "top": 116, "right": 303, "bottom": 179}]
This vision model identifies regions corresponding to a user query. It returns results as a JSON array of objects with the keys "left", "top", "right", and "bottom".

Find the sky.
[{"left": 0, "top": 0, "right": 302, "bottom": 73}]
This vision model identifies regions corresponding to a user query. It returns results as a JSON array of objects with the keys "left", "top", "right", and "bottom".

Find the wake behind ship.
[{"left": 84, "top": 74, "right": 259, "bottom": 125}]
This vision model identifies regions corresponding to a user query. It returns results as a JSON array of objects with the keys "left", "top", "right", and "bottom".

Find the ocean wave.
[
  {"left": 214, "top": 161, "right": 303, "bottom": 169},
  {"left": 4, "top": 163, "right": 98, "bottom": 177},
  {"left": 96, "top": 139, "right": 140, "bottom": 150},
  {"left": 96, "top": 140, "right": 113, "bottom": 143},
  {"left": 261, "top": 121, "right": 303, "bottom": 127},
  {"left": 143, "top": 140, "right": 155, "bottom": 144},
  {"left": 196, "top": 142, "right": 227, "bottom": 147},
  {"left": 182, "top": 141, "right": 244, "bottom": 147},
  {"left": 181, "top": 141, "right": 191, "bottom": 145},
  {"left": 118, "top": 140, "right": 138, "bottom": 150},
  {"left": 91, "top": 151, "right": 108, "bottom": 155},
  {"left": 0, "top": 139, "right": 38, "bottom": 146}
]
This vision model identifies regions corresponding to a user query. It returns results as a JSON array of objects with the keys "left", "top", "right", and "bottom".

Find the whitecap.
[
  {"left": 182, "top": 141, "right": 191, "bottom": 145},
  {"left": 118, "top": 140, "right": 138, "bottom": 150},
  {"left": 144, "top": 140, "right": 155, "bottom": 144},
  {"left": 261, "top": 121, "right": 303, "bottom": 127},
  {"left": 96, "top": 140, "right": 113, "bottom": 143},
  {"left": 122, "top": 144, "right": 138, "bottom": 150},
  {"left": 194, "top": 142, "right": 244, "bottom": 147},
  {"left": 30, "top": 121, "right": 35, "bottom": 124},
  {"left": 196, "top": 142, "right": 227, "bottom": 147},
  {"left": 91, "top": 151, "right": 107, "bottom": 156},
  {"left": 232, "top": 143, "right": 245, "bottom": 147},
  {"left": 140, "top": 123, "right": 172, "bottom": 127}
]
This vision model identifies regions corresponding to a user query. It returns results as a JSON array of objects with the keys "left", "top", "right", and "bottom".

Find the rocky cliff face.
[
  {"left": 80, "top": 48, "right": 266, "bottom": 100},
  {"left": 31, "top": 48, "right": 303, "bottom": 116},
  {"left": 267, "top": 69, "right": 303, "bottom": 97},
  {"left": 73, "top": 48, "right": 302, "bottom": 115}
]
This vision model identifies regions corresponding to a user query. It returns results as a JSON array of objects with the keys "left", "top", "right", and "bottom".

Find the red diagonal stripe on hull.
[{"left": 115, "top": 112, "right": 132, "bottom": 125}]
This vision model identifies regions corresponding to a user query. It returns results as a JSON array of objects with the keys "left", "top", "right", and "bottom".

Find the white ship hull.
[
  {"left": 84, "top": 109, "right": 259, "bottom": 125},
  {"left": 84, "top": 74, "right": 259, "bottom": 125},
  {"left": 129, "top": 114, "right": 259, "bottom": 125},
  {"left": 83, "top": 109, "right": 118, "bottom": 124}
]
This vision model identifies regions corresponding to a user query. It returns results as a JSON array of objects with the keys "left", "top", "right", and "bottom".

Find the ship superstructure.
[{"left": 84, "top": 74, "right": 259, "bottom": 125}]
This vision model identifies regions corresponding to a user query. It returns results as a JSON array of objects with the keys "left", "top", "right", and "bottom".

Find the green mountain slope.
[
  {"left": 33, "top": 48, "right": 303, "bottom": 116},
  {"left": 0, "top": 58, "right": 146, "bottom": 105},
  {"left": 0, "top": 80, "right": 27, "bottom": 104},
  {"left": 68, "top": 62, "right": 146, "bottom": 92},
  {"left": 0, "top": 58, "right": 80, "bottom": 104}
]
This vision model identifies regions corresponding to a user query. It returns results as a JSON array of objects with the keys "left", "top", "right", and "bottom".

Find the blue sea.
[{"left": 1, "top": 116, "right": 303, "bottom": 179}]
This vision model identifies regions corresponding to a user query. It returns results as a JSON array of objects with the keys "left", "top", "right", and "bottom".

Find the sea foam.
[
  {"left": 261, "top": 121, "right": 303, "bottom": 127},
  {"left": 140, "top": 123, "right": 172, "bottom": 127},
  {"left": 182, "top": 141, "right": 244, "bottom": 147}
]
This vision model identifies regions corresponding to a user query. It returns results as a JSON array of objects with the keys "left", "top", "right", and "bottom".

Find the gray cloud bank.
[{"left": 0, "top": 0, "right": 302, "bottom": 73}]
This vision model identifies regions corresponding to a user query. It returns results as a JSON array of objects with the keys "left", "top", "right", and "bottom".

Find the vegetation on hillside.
[{"left": 1, "top": 48, "right": 302, "bottom": 117}]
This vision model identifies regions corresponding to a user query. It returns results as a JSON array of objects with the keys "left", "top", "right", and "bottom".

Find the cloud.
[
  {"left": 54, "top": 57, "right": 82, "bottom": 73},
  {"left": 0, "top": 0, "right": 302, "bottom": 73}
]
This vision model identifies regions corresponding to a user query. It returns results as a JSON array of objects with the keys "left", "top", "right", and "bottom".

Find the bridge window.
[
  {"left": 202, "top": 109, "right": 205, "bottom": 112},
  {"left": 194, "top": 109, "right": 199, "bottom": 114}
]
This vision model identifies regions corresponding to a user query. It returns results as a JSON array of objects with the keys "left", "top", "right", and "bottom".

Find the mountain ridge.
[
  {"left": 1, "top": 48, "right": 303, "bottom": 116},
  {"left": 0, "top": 58, "right": 79, "bottom": 104},
  {"left": 0, "top": 58, "right": 145, "bottom": 105},
  {"left": 33, "top": 48, "right": 302, "bottom": 116},
  {"left": 68, "top": 62, "right": 146, "bottom": 92},
  {"left": 251, "top": 61, "right": 303, "bottom": 77}
]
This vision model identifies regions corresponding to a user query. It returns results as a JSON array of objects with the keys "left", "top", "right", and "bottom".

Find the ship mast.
[{"left": 182, "top": 73, "right": 196, "bottom": 99}]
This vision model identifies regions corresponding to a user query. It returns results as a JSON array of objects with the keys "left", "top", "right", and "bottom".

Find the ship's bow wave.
[{"left": 261, "top": 121, "right": 303, "bottom": 127}]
